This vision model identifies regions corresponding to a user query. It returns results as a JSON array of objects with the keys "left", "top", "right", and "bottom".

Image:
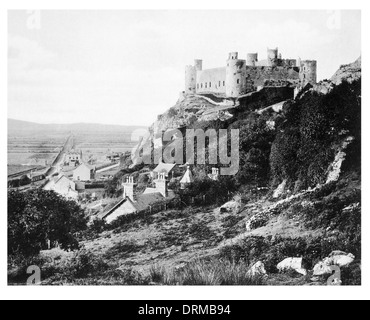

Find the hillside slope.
[
  {"left": 8, "top": 57, "right": 361, "bottom": 286},
  {"left": 8, "top": 118, "right": 145, "bottom": 134}
]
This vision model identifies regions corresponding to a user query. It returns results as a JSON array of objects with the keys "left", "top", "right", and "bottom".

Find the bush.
[
  {"left": 8, "top": 189, "right": 88, "bottom": 257},
  {"left": 270, "top": 79, "right": 361, "bottom": 188},
  {"left": 148, "top": 259, "right": 265, "bottom": 285}
]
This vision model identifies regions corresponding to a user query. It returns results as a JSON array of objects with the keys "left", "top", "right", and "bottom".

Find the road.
[{"left": 46, "top": 133, "right": 75, "bottom": 177}]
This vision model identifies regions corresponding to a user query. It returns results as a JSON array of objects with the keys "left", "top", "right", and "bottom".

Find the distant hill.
[{"left": 8, "top": 119, "right": 147, "bottom": 134}]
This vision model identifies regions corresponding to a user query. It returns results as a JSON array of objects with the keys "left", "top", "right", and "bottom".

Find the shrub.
[
  {"left": 270, "top": 79, "right": 361, "bottom": 188},
  {"left": 148, "top": 259, "right": 265, "bottom": 285},
  {"left": 8, "top": 189, "right": 88, "bottom": 257}
]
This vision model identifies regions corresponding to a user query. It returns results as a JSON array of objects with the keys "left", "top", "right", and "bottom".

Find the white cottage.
[
  {"left": 73, "top": 163, "right": 96, "bottom": 181},
  {"left": 44, "top": 175, "right": 78, "bottom": 200},
  {"left": 101, "top": 173, "right": 175, "bottom": 223}
]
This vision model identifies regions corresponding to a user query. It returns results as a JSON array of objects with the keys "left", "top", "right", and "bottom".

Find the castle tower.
[
  {"left": 185, "top": 65, "right": 196, "bottom": 94},
  {"left": 267, "top": 47, "right": 279, "bottom": 67},
  {"left": 299, "top": 60, "right": 317, "bottom": 87},
  {"left": 122, "top": 176, "right": 136, "bottom": 202},
  {"left": 194, "top": 59, "right": 203, "bottom": 71},
  {"left": 226, "top": 52, "right": 246, "bottom": 98},
  {"left": 155, "top": 172, "right": 168, "bottom": 198},
  {"left": 246, "top": 53, "right": 258, "bottom": 66},
  {"left": 185, "top": 59, "right": 202, "bottom": 94}
]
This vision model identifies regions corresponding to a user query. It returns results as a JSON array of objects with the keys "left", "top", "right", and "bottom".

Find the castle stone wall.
[
  {"left": 185, "top": 49, "right": 317, "bottom": 98},
  {"left": 245, "top": 66, "right": 300, "bottom": 88},
  {"left": 267, "top": 48, "right": 279, "bottom": 67},
  {"left": 196, "top": 67, "right": 226, "bottom": 94},
  {"left": 247, "top": 53, "right": 258, "bottom": 66}
]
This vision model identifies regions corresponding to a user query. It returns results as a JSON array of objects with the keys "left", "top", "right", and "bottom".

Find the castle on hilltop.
[{"left": 185, "top": 48, "right": 317, "bottom": 98}]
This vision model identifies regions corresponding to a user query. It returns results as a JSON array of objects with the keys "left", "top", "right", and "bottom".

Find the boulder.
[
  {"left": 245, "top": 213, "right": 269, "bottom": 231},
  {"left": 273, "top": 179, "right": 287, "bottom": 198},
  {"left": 313, "top": 251, "right": 355, "bottom": 276},
  {"left": 312, "top": 261, "right": 333, "bottom": 276},
  {"left": 220, "top": 200, "right": 241, "bottom": 214},
  {"left": 328, "top": 252, "right": 355, "bottom": 267},
  {"left": 246, "top": 261, "right": 267, "bottom": 278},
  {"left": 277, "top": 257, "right": 307, "bottom": 276}
]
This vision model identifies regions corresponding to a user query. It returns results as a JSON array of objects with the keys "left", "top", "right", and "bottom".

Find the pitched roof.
[
  {"left": 74, "top": 163, "right": 95, "bottom": 171},
  {"left": 98, "top": 198, "right": 126, "bottom": 219},
  {"left": 55, "top": 175, "right": 70, "bottom": 185},
  {"left": 153, "top": 163, "right": 176, "bottom": 175},
  {"left": 180, "top": 168, "right": 194, "bottom": 184},
  {"left": 131, "top": 192, "right": 165, "bottom": 212}
]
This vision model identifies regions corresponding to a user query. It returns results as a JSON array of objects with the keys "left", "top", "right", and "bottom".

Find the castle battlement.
[{"left": 185, "top": 48, "right": 317, "bottom": 98}]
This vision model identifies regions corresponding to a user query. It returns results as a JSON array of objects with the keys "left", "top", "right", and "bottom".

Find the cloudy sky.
[{"left": 8, "top": 10, "right": 361, "bottom": 126}]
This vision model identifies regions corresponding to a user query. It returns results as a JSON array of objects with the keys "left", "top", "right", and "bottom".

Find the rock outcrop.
[
  {"left": 311, "top": 56, "right": 361, "bottom": 96},
  {"left": 220, "top": 198, "right": 242, "bottom": 214},
  {"left": 313, "top": 251, "right": 355, "bottom": 276},
  {"left": 330, "top": 56, "right": 361, "bottom": 85},
  {"left": 326, "top": 136, "right": 355, "bottom": 184},
  {"left": 277, "top": 257, "right": 307, "bottom": 276},
  {"left": 247, "top": 261, "right": 267, "bottom": 278}
]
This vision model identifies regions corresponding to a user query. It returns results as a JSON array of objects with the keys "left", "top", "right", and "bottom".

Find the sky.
[{"left": 8, "top": 10, "right": 361, "bottom": 127}]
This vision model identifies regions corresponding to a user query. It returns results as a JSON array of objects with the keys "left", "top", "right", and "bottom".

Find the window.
[
  {"left": 223, "top": 81, "right": 225, "bottom": 86},
  {"left": 237, "top": 79, "right": 240, "bottom": 84},
  {"left": 205, "top": 82, "right": 207, "bottom": 88},
  {"left": 201, "top": 83, "right": 203, "bottom": 88},
  {"left": 219, "top": 81, "right": 221, "bottom": 87},
  {"left": 209, "top": 82, "right": 211, "bottom": 87}
]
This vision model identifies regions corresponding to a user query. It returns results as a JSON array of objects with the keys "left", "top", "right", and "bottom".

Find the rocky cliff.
[{"left": 313, "top": 56, "right": 361, "bottom": 95}]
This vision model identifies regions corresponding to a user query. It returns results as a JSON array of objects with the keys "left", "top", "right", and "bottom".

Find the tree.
[
  {"left": 8, "top": 189, "right": 88, "bottom": 257},
  {"left": 230, "top": 113, "right": 275, "bottom": 188},
  {"left": 270, "top": 79, "right": 361, "bottom": 188}
]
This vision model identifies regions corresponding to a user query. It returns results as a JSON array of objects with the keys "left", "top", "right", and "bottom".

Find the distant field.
[
  {"left": 7, "top": 165, "right": 43, "bottom": 176},
  {"left": 7, "top": 132, "right": 65, "bottom": 174},
  {"left": 74, "top": 132, "right": 137, "bottom": 166},
  {"left": 7, "top": 152, "right": 59, "bottom": 166},
  {"left": 8, "top": 128, "right": 138, "bottom": 176}
]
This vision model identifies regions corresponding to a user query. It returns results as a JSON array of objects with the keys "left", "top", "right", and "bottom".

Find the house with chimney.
[
  {"left": 43, "top": 175, "right": 79, "bottom": 200},
  {"left": 151, "top": 163, "right": 178, "bottom": 180},
  {"left": 101, "top": 173, "right": 176, "bottom": 224},
  {"left": 73, "top": 163, "right": 96, "bottom": 181},
  {"left": 64, "top": 150, "right": 83, "bottom": 167}
]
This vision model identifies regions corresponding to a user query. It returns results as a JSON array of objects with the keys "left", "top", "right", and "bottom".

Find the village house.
[
  {"left": 64, "top": 150, "right": 82, "bottom": 167},
  {"left": 27, "top": 168, "right": 48, "bottom": 183},
  {"left": 43, "top": 175, "right": 79, "bottom": 200},
  {"left": 151, "top": 163, "right": 179, "bottom": 180},
  {"left": 73, "top": 163, "right": 96, "bottom": 181},
  {"left": 101, "top": 173, "right": 176, "bottom": 224},
  {"left": 106, "top": 152, "right": 122, "bottom": 163}
]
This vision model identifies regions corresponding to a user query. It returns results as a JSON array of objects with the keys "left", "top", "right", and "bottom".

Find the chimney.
[
  {"left": 155, "top": 172, "right": 168, "bottom": 198},
  {"left": 122, "top": 176, "right": 136, "bottom": 202},
  {"left": 211, "top": 167, "right": 219, "bottom": 181}
]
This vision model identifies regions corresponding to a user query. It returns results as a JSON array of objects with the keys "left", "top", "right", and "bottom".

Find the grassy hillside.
[{"left": 8, "top": 60, "right": 361, "bottom": 286}]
